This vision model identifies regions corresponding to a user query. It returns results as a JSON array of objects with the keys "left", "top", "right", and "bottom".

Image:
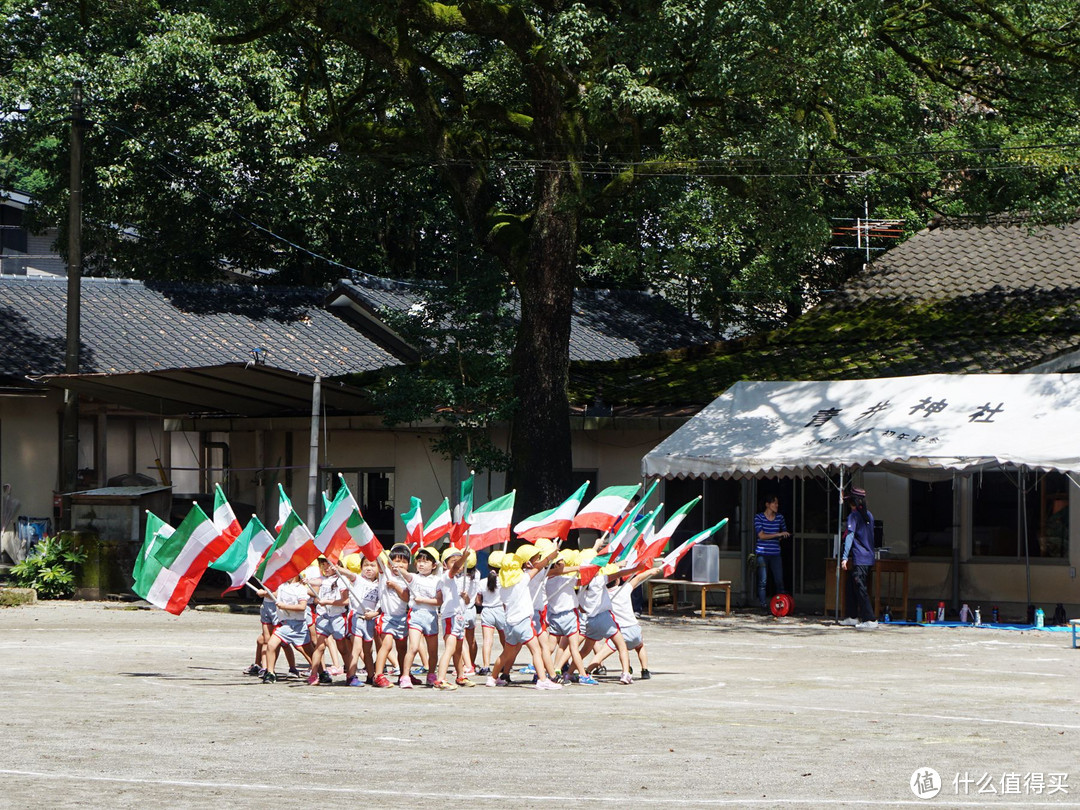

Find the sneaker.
[
  {"left": 535, "top": 678, "right": 562, "bottom": 690},
  {"left": 476, "top": 666, "right": 491, "bottom": 676},
  {"left": 373, "top": 673, "right": 392, "bottom": 688},
  {"left": 365, "top": 675, "right": 376, "bottom": 686},
  {"left": 531, "top": 674, "right": 538, "bottom": 684},
  {"left": 261, "top": 671, "right": 277, "bottom": 683},
  {"left": 619, "top": 672, "right": 633, "bottom": 685},
  {"left": 386, "top": 666, "right": 399, "bottom": 676},
  {"left": 412, "top": 666, "right": 428, "bottom": 675},
  {"left": 577, "top": 674, "right": 599, "bottom": 685},
  {"left": 399, "top": 675, "right": 413, "bottom": 689},
  {"left": 552, "top": 673, "right": 563, "bottom": 684},
  {"left": 640, "top": 669, "right": 652, "bottom": 680},
  {"left": 434, "top": 680, "right": 458, "bottom": 691},
  {"left": 307, "top": 671, "right": 320, "bottom": 685},
  {"left": 426, "top": 673, "right": 439, "bottom": 687},
  {"left": 287, "top": 668, "right": 301, "bottom": 678},
  {"left": 856, "top": 620, "right": 879, "bottom": 630},
  {"left": 838, "top": 617, "right": 859, "bottom": 627},
  {"left": 593, "top": 665, "right": 608, "bottom": 676},
  {"left": 462, "top": 666, "right": 476, "bottom": 677},
  {"left": 318, "top": 670, "right": 333, "bottom": 685},
  {"left": 347, "top": 675, "right": 364, "bottom": 687},
  {"left": 455, "top": 677, "right": 476, "bottom": 688},
  {"left": 519, "top": 664, "right": 536, "bottom": 674},
  {"left": 485, "top": 676, "right": 499, "bottom": 687},
  {"left": 499, "top": 673, "right": 512, "bottom": 685},
  {"left": 244, "top": 664, "right": 261, "bottom": 676},
  {"left": 328, "top": 665, "right": 344, "bottom": 677}
]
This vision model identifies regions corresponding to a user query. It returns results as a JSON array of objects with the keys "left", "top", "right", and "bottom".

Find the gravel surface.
[{"left": 1, "top": 601, "right": 1077, "bottom": 808}]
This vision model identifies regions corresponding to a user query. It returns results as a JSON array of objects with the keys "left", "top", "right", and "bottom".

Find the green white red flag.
[
  {"left": 315, "top": 481, "right": 361, "bottom": 563},
  {"left": 422, "top": 498, "right": 453, "bottom": 546},
  {"left": 514, "top": 480, "right": 590, "bottom": 541},
  {"left": 450, "top": 475, "right": 474, "bottom": 547},
  {"left": 465, "top": 491, "right": 516, "bottom": 550},
  {"left": 146, "top": 504, "right": 230, "bottom": 614},
  {"left": 401, "top": 496, "right": 424, "bottom": 552},
  {"left": 133, "top": 511, "right": 173, "bottom": 586},
  {"left": 261, "top": 509, "right": 319, "bottom": 590},
  {"left": 660, "top": 518, "right": 729, "bottom": 577},
  {"left": 571, "top": 484, "right": 640, "bottom": 533},
  {"left": 209, "top": 515, "right": 276, "bottom": 593},
  {"left": 631, "top": 497, "right": 702, "bottom": 568},
  {"left": 346, "top": 511, "right": 384, "bottom": 561},
  {"left": 212, "top": 484, "right": 242, "bottom": 545},
  {"left": 274, "top": 484, "right": 292, "bottom": 533},
  {"left": 599, "top": 480, "right": 658, "bottom": 554}
]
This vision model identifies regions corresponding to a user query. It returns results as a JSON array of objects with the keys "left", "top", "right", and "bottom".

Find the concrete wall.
[{"left": 0, "top": 391, "right": 61, "bottom": 561}]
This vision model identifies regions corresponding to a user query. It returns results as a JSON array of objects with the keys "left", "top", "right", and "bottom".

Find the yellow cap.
[
  {"left": 415, "top": 546, "right": 440, "bottom": 565},
  {"left": 498, "top": 556, "right": 524, "bottom": 587},
  {"left": 534, "top": 538, "right": 557, "bottom": 559},
  {"left": 577, "top": 549, "right": 597, "bottom": 566},
  {"left": 466, "top": 550, "right": 478, "bottom": 569},
  {"left": 556, "top": 549, "right": 577, "bottom": 566},
  {"left": 600, "top": 562, "right": 620, "bottom": 576},
  {"left": 343, "top": 553, "right": 364, "bottom": 574},
  {"left": 487, "top": 550, "right": 505, "bottom": 569},
  {"left": 514, "top": 544, "right": 538, "bottom": 564},
  {"left": 442, "top": 546, "right": 463, "bottom": 563}
]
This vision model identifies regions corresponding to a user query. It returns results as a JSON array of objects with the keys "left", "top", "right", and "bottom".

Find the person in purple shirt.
[
  {"left": 840, "top": 487, "right": 877, "bottom": 628},
  {"left": 753, "top": 494, "right": 790, "bottom": 610}
]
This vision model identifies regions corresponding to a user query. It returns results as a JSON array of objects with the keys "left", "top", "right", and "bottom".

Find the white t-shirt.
[
  {"left": 609, "top": 581, "right": 638, "bottom": 628},
  {"left": 464, "top": 569, "right": 480, "bottom": 606},
  {"left": 348, "top": 576, "right": 380, "bottom": 614},
  {"left": 579, "top": 574, "right": 612, "bottom": 618},
  {"left": 527, "top": 568, "right": 548, "bottom": 611},
  {"left": 379, "top": 570, "right": 409, "bottom": 617},
  {"left": 480, "top": 575, "right": 502, "bottom": 608},
  {"left": 438, "top": 570, "right": 465, "bottom": 618},
  {"left": 275, "top": 581, "right": 309, "bottom": 620},
  {"left": 501, "top": 578, "right": 534, "bottom": 625},
  {"left": 545, "top": 574, "right": 578, "bottom": 614},
  {"left": 408, "top": 573, "right": 440, "bottom": 612},
  {"left": 317, "top": 575, "right": 347, "bottom": 617}
]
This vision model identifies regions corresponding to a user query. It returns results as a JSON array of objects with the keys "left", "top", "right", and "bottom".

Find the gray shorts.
[
  {"left": 480, "top": 605, "right": 506, "bottom": 632},
  {"left": 463, "top": 605, "right": 477, "bottom": 628},
  {"left": 504, "top": 615, "right": 535, "bottom": 646},
  {"left": 408, "top": 608, "right": 439, "bottom": 637},
  {"left": 260, "top": 601, "right": 277, "bottom": 626},
  {"left": 350, "top": 613, "right": 375, "bottom": 642},
  {"left": 547, "top": 608, "right": 581, "bottom": 638},
  {"left": 611, "top": 624, "right": 642, "bottom": 650},
  {"left": 442, "top": 615, "right": 465, "bottom": 639},
  {"left": 381, "top": 613, "right": 408, "bottom": 640},
  {"left": 315, "top": 612, "right": 348, "bottom": 640},
  {"left": 585, "top": 610, "right": 619, "bottom": 641},
  {"left": 274, "top": 617, "right": 310, "bottom": 648}
]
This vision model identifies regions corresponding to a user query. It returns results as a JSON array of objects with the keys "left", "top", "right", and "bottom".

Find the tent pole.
[
  {"left": 1022, "top": 467, "right": 1031, "bottom": 607},
  {"left": 951, "top": 472, "right": 961, "bottom": 613},
  {"left": 835, "top": 467, "right": 844, "bottom": 621}
]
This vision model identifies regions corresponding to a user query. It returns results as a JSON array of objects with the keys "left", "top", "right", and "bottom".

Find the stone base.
[{"left": 0, "top": 587, "right": 38, "bottom": 607}]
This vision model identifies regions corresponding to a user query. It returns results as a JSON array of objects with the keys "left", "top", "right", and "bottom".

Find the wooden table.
[
  {"left": 646, "top": 578, "right": 732, "bottom": 618},
  {"left": 825, "top": 558, "right": 909, "bottom": 621}
]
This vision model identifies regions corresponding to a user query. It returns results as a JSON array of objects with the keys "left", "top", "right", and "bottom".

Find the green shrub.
[{"left": 10, "top": 534, "right": 87, "bottom": 599}]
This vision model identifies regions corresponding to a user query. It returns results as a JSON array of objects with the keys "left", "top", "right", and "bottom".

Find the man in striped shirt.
[{"left": 754, "top": 495, "right": 790, "bottom": 610}]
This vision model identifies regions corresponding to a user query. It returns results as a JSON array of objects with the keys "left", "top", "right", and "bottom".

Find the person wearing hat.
[
  {"left": 477, "top": 550, "right": 507, "bottom": 675},
  {"left": 261, "top": 574, "right": 316, "bottom": 683},
  {"left": 753, "top": 494, "right": 791, "bottom": 612},
  {"left": 336, "top": 554, "right": 381, "bottom": 686},
  {"left": 306, "top": 557, "right": 351, "bottom": 685},
  {"left": 578, "top": 555, "right": 634, "bottom": 685},
  {"left": 432, "top": 545, "right": 475, "bottom": 690},
  {"left": 840, "top": 487, "right": 877, "bottom": 629},
  {"left": 588, "top": 563, "right": 664, "bottom": 680},
  {"left": 372, "top": 545, "right": 414, "bottom": 687},
  {"left": 461, "top": 550, "right": 480, "bottom": 676},
  {"left": 398, "top": 545, "right": 443, "bottom": 688},
  {"left": 487, "top": 543, "right": 562, "bottom": 689},
  {"left": 545, "top": 550, "right": 595, "bottom": 684}
]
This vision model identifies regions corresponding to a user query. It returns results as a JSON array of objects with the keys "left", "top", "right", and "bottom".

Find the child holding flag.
[
  {"left": 373, "top": 545, "right": 412, "bottom": 688},
  {"left": 337, "top": 554, "right": 381, "bottom": 686},
  {"left": 398, "top": 546, "right": 442, "bottom": 688},
  {"left": 477, "top": 550, "right": 507, "bottom": 675},
  {"left": 262, "top": 575, "right": 316, "bottom": 683},
  {"left": 487, "top": 544, "right": 561, "bottom": 689}
]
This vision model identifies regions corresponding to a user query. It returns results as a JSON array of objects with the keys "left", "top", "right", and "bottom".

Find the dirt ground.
[{"left": 0, "top": 601, "right": 1078, "bottom": 809}]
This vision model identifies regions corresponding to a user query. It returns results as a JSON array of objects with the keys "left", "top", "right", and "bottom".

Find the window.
[
  {"left": 910, "top": 480, "right": 954, "bottom": 557},
  {"left": 972, "top": 470, "right": 1069, "bottom": 559}
]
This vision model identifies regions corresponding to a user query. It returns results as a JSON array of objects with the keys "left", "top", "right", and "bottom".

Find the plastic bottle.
[
  {"left": 916, "top": 603, "right": 924, "bottom": 623},
  {"left": 975, "top": 607, "right": 982, "bottom": 626},
  {"left": 992, "top": 605, "right": 999, "bottom": 623},
  {"left": 938, "top": 601, "right": 946, "bottom": 622},
  {"left": 1035, "top": 608, "right": 1045, "bottom": 628}
]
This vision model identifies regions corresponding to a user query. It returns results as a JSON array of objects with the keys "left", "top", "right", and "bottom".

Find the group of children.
[{"left": 247, "top": 538, "right": 659, "bottom": 690}]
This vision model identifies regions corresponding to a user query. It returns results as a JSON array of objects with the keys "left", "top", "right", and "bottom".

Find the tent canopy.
[{"left": 643, "top": 374, "right": 1080, "bottom": 480}]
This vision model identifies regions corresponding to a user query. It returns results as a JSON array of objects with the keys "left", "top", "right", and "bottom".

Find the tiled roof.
[
  {"left": 571, "top": 218, "right": 1080, "bottom": 410},
  {"left": 338, "top": 276, "right": 717, "bottom": 362},
  {"left": 0, "top": 276, "right": 403, "bottom": 379}
]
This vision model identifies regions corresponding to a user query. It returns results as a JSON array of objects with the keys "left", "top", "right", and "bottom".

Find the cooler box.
[{"left": 692, "top": 544, "right": 719, "bottom": 582}]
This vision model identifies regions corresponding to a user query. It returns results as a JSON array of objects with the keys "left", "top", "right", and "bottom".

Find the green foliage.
[{"left": 9, "top": 534, "right": 87, "bottom": 600}]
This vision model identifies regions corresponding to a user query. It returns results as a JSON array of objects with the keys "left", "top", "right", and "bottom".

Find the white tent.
[{"left": 643, "top": 374, "right": 1080, "bottom": 481}]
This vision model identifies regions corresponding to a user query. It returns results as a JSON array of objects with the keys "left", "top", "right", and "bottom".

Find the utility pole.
[{"left": 61, "top": 81, "right": 84, "bottom": 517}]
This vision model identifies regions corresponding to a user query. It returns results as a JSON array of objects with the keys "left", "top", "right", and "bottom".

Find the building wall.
[{"left": 0, "top": 391, "right": 61, "bottom": 560}]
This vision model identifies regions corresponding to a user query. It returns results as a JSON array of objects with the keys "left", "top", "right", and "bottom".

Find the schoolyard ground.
[{"left": 0, "top": 600, "right": 1077, "bottom": 809}]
